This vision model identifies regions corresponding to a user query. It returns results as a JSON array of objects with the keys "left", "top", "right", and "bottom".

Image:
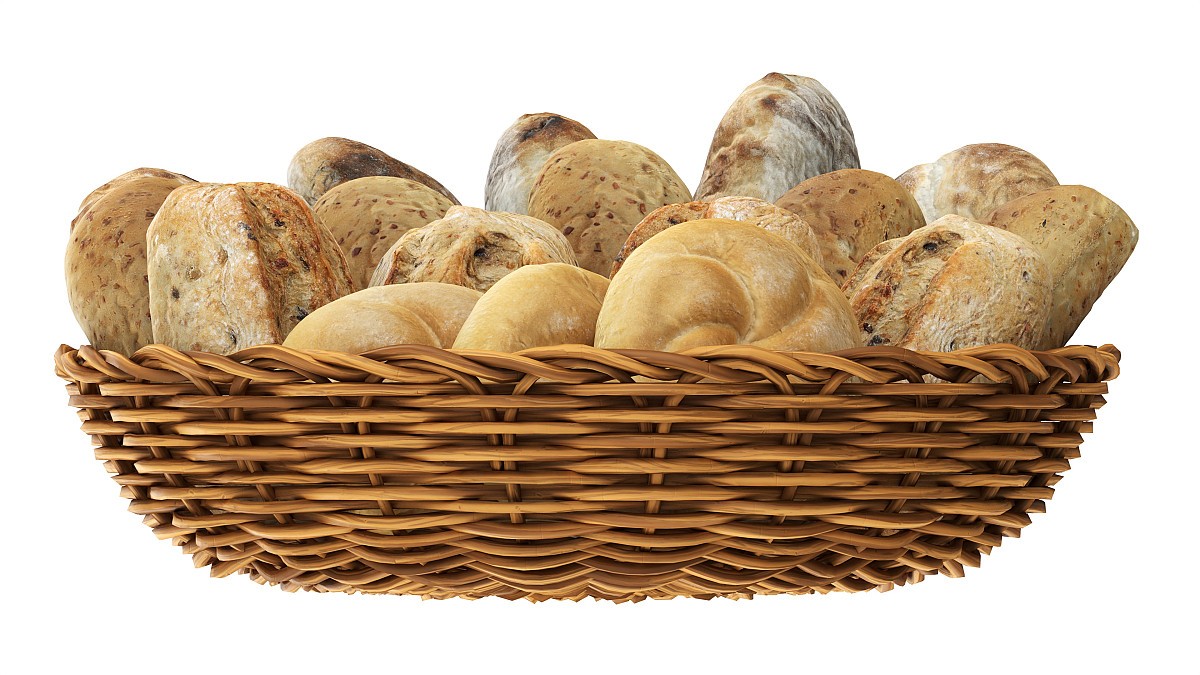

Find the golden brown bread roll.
[
  {"left": 485, "top": 113, "right": 596, "bottom": 215},
  {"left": 287, "top": 137, "right": 458, "bottom": 206},
  {"left": 897, "top": 143, "right": 1058, "bottom": 223}
]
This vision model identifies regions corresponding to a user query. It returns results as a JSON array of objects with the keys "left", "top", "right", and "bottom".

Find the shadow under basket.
[{"left": 56, "top": 342, "right": 1120, "bottom": 602}]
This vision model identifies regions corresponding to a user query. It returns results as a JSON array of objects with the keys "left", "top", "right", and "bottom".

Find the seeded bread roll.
[
  {"left": 897, "top": 143, "right": 1058, "bottom": 223},
  {"left": 694, "top": 73, "right": 860, "bottom": 203},
  {"left": 485, "top": 113, "right": 596, "bottom": 215},
  {"left": 370, "top": 205, "right": 577, "bottom": 292},
  {"left": 313, "top": 176, "right": 455, "bottom": 289},
  {"left": 453, "top": 263, "right": 609, "bottom": 351},
  {"left": 287, "top": 137, "right": 458, "bottom": 206},
  {"left": 147, "top": 182, "right": 354, "bottom": 354},
  {"left": 841, "top": 238, "right": 902, "bottom": 298},
  {"left": 596, "top": 219, "right": 859, "bottom": 352},
  {"left": 284, "top": 283, "right": 481, "bottom": 352},
  {"left": 986, "top": 185, "right": 1138, "bottom": 349},
  {"left": 528, "top": 139, "right": 691, "bottom": 275},
  {"left": 776, "top": 169, "right": 925, "bottom": 284},
  {"left": 66, "top": 168, "right": 195, "bottom": 354},
  {"left": 848, "top": 216, "right": 1052, "bottom": 351}
]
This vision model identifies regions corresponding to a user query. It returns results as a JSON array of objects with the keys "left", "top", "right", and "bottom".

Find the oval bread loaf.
[
  {"left": 287, "top": 137, "right": 458, "bottom": 206},
  {"left": 485, "top": 113, "right": 596, "bottom": 215},
  {"left": 897, "top": 143, "right": 1058, "bottom": 223}
]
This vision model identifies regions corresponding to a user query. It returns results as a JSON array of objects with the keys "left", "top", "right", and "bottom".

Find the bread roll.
[
  {"left": 147, "top": 182, "right": 354, "bottom": 354},
  {"left": 776, "top": 169, "right": 925, "bottom": 284},
  {"left": 453, "top": 263, "right": 608, "bottom": 351},
  {"left": 694, "top": 73, "right": 859, "bottom": 203},
  {"left": 897, "top": 143, "right": 1058, "bottom": 223},
  {"left": 287, "top": 137, "right": 458, "bottom": 206},
  {"left": 370, "top": 205, "right": 577, "bottom": 292},
  {"left": 485, "top": 113, "right": 596, "bottom": 215},
  {"left": 313, "top": 176, "right": 455, "bottom": 290},
  {"left": 847, "top": 216, "right": 1051, "bottom": 351},
  {"left": 841, "top": 238, "right": 901, "bottom": 298},
  {"left": 528, "top": 139, "right": 691, "bottom": 275},
  {"left": 66, "top": 168, "right": 195, "bottom": 353},
  {"left": 595, "top": 219, "right": 859, "bottom": 352},
  {"left": 611, "top": 196, "right": 823, "bottom": 277},
  {"left": 986, "top": 185, "right": 1138, "bottom": 348},
  {"left": 284, "top": 283, "right": 481, "bottom": 352}
]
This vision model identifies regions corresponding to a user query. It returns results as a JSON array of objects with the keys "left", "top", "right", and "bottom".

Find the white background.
[{"left": 3, "top": 1, "right": 1195, "bottom": 672}]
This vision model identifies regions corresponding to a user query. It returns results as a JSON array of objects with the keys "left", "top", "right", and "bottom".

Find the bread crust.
[
  {"left": 287, "top": 137, "right": 458, "bottom": 206},
  {"left": 484, "top": 113, "right": 596, "bottom": 215},
  {"left": 897, "top": 143, "right": 1058, "bottom": 223}
]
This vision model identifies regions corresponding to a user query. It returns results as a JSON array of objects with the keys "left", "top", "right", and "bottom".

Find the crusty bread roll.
[
  {"left": 147, "top": 182, "right": 354, "bottom": 354},
  {"left": 370, "top": 205, "right": 577, "bottom": 292},
  {"left": 986, "top": 185, "right": 1138, "bottom": 349},
  {"left": 66, "top": 168, "right": 195, "bottom": 353},
  {"left": 453, "top": 263, "right": 608, "bottom": 351},
  {"left": 595, "top": 219, "right": 859, "bottom": 352},
  {"left": 287, "top": 137, "right": 458, "bottom": 206},
  {"left": 283, "top": 283, "right": 481, "bottom": 352},
  {"left": 694, "top": 73, "right": 860, "bottom": 203},
  {"left": 847, "top": 215, "right": 1052, "bottom": 351},
  {"left": 776, "top": 169, "right": 925, "bottom": 284},
  {"left": 312, "top": 176, "right": 455, "bottom": 290},
  {"left": 897, "top": 143, "right": 1058, "bottom": 223},
  {"left": 528, "top": 139, "right": 691, "bottom": 276},
  {"left": 611, "top": 196, "right": 823, "bottom": 277},
  {"left": 485, "top": 113, "right": 596, "bottom": 215},
  {"left": 841, "top": 238, "right": 901, "bottom": 298}
]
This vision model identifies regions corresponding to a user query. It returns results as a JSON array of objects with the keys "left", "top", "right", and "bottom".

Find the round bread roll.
[
  {"left": 66, "top": 168, "right": 195, "bottom": 354},
  {"left": 897, "top": 143, "right": 1058, "bottom": 223},
  {"left": 370, "top": 205, "right": 577, "bottom": 292},
  {"left": 485, "top": 113, "right": 596, "bottom": 215},
  {"left": 313, "top": 176, "right": 455, "bottom": 290},
  {"left": 694, "top": 73, "right": 860, "bottom": 203},
  {"left": 453, "top": 263, "right": 609, "bottom": 351},
  {"left": 847, "top": 215, "right": 1052, "bottom": 352},
  {"left": 776, "top": 169, "right": 925, "bottom": 284},
  {"left": 283, "top": 283, "right": 482, "bottom": 352},
  {"left": 987, "top": 185, "right": 1138, "bottom": 349},
  {"left": 611, "top": 196, "right": 823, "bottom": 277},
  {"left": 528, "top": 139, "right": 691, "bottom": 276},
  {"left": 287, "top": 137, "right": 458, "bottom": 206},
  {"left": 595, "top": 219, "right": 859, "bottom": 352}
]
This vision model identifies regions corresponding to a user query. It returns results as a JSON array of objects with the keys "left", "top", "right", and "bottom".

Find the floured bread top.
[
  {"left": 485, "top": 113, "right": 596, "bottom": 215},
  {"left": 897, "top": 143, "right": 1058, "bottom": 223}
]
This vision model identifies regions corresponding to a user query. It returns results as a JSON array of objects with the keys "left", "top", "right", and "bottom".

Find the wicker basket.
[{"left": 55, "top": 341, "right": 1120, "bottom": 601}]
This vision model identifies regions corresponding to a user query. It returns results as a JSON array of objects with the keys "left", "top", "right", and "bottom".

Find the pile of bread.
[{"left": 65, "top": 73, "right": 1138, "bottom": 358}]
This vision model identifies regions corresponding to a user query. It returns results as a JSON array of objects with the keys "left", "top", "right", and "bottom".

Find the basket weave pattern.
[{"left": 55, "top": 342, "right": 1119, "bottom": 601}]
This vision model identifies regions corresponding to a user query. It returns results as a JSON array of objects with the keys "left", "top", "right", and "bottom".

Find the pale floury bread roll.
[
  {"left": 776, "top": 169, "right": 925, "bottom": 284},
  {"left": 595, "top": 219, "right": 859, "bottom": 352},
  {"left": 610, "top": 196, "right": 824, "bottom": 276},
  {"left": 287, "top": 137, "right": 459, "bottom": 206},
  {"left": 528, "top": 139, "right": 691, "bottom": 276},
  {"left": 848, "top": 216, "right": 1052, "bottom": 351},
  {"left": 147, "top": 182, "right": 354, "bottom": 354},
  {"left": 66, "top": 168, "right": 195, "bottom": 353},
  {"left": 897, "top": 143, "right": 1058, "bottom": 223},
  {"left": 453, "top": 263, "right": 609, "bottom": 351},
  {"left": 313, "top": 176, "right": 455, "bottom": 290},
  {"left": 284, "top": 283, "right": 482, "bottom": 352},
  {"left": 987, "top": 185, "right": 1138, "bottom": 349},
  {"left": 370, "top": 205, "right": 577, "bottom": 292},
  {"left": 485, "top": 113, "right": 596, "bottom": 215},
  {"left": 694, "top": 73, "right": 860, "bottom": 203}
]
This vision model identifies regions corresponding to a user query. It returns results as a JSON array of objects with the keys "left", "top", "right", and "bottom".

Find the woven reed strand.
[{"left": 55, "top": 342, "right": 1120, "bottom": 602}]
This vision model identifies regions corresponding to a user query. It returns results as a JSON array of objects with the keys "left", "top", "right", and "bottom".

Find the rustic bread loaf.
[
  {"left": 897, "top": 143, "right": 1058, "bottom": 223},
  {"left": 776, "top": 169, "right": 925, "bottom": 284},
  {"left": 453, "top": 263, "right": 609, "bottom": 351},
  {"left": 370, "top": 205, "right": 577, "bottom": 292},
  {"left": 611, "top": 196, "right": 823, "bottom": 276},
  {"left": 527, "top": 139, "right": 691, "bottom": 275},
  {"left": 847, "top": 215, "right": 1052, "bottom": 351},
  {"left": 66, "top": 168, "right": 195, "bottom": 354},
  {"left": 595, "top": 219, "right": 859, "bottom": 352},
  {"left": 841, "top": 238, "right": 901, "bottom": 298},
  {"left": 694, "top": 73, "right": 860, "bottom": 203},
  {"left": 283, "top": 283, "right": 481, "bottom": 352},
  {"left": 147, "top": 182, "right": 354, "bottom": 354},
  {"left": 312, "top": 176, "right": 455, "bottom": 290},
  {"left": 986, "top": 185, "right": 1138, "bottom": 348},
  {"left": 287, "top": 137, "right": 458, "bottom": 206},
  {"left": 485, "top": 113, "right": 596, "bottom": 215}
]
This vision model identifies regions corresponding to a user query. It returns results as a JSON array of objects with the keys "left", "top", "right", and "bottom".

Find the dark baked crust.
[{"left": 287, "top": 137, "right": 459, "bottom": 206}]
